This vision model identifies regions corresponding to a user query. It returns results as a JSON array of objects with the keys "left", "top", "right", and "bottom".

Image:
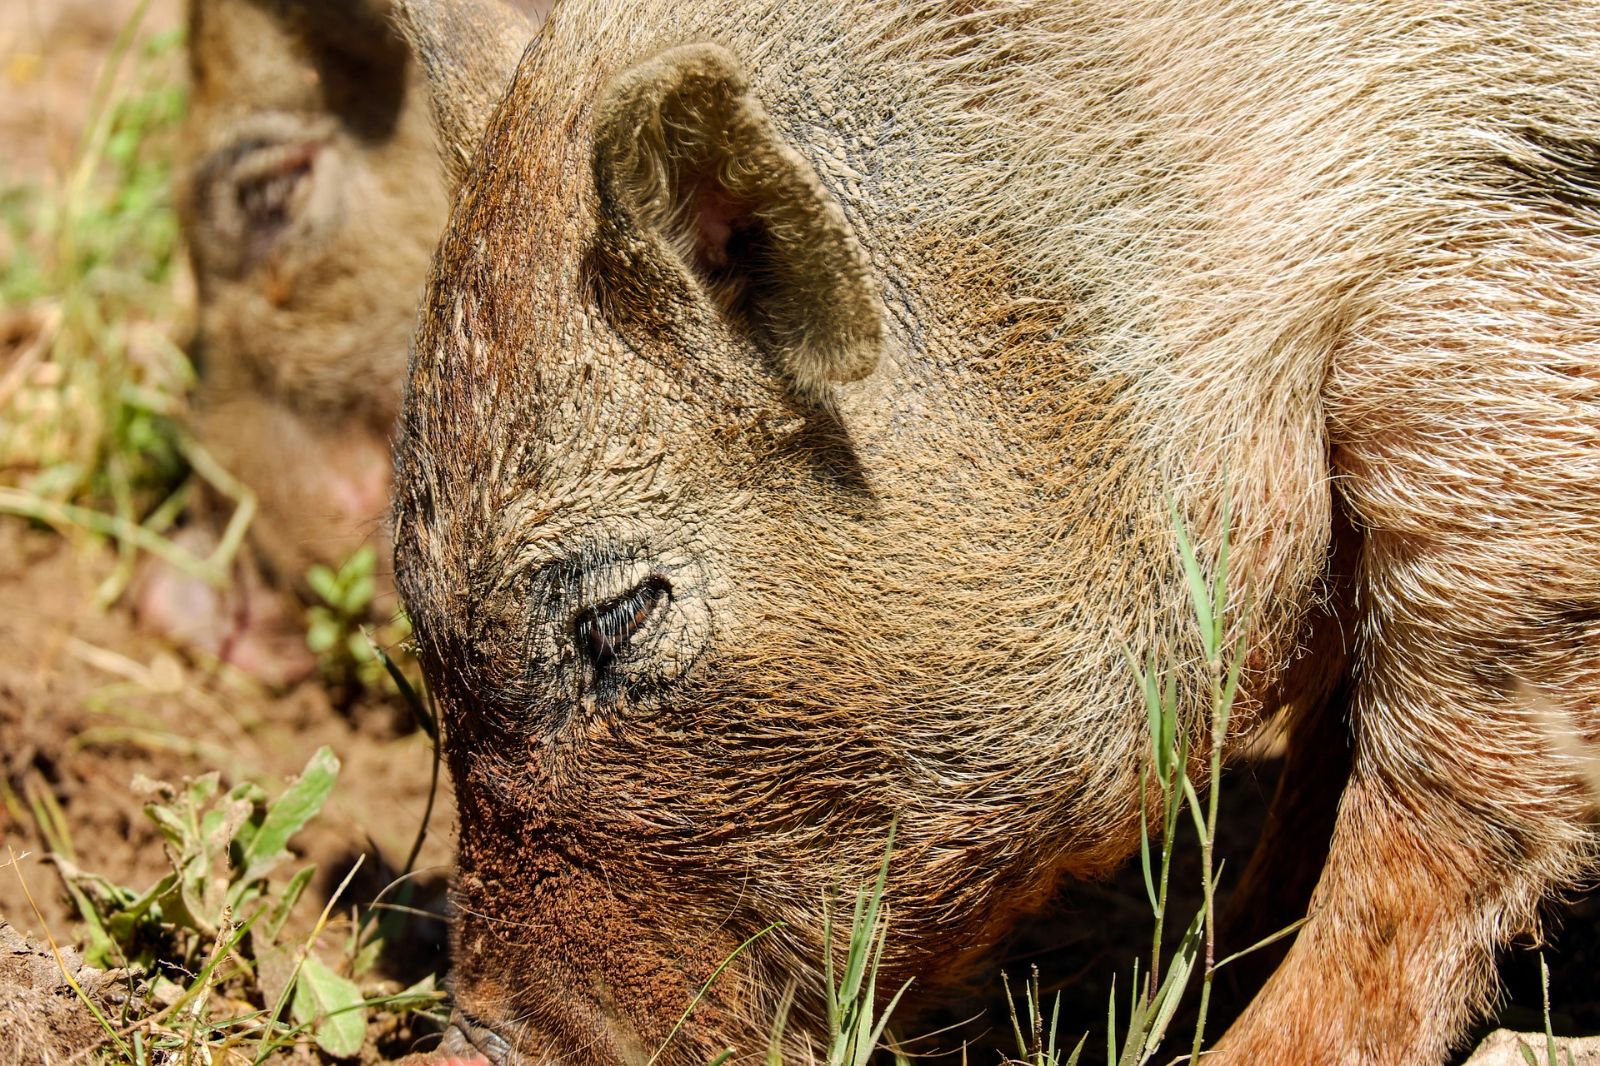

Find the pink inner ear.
[{"left": 690, "top": 184, "right": 752, "bottom": 274}]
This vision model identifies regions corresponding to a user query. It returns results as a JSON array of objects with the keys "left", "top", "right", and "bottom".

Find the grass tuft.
[{"left": 0, "top": 4, "right": 253, "bottom": 604}]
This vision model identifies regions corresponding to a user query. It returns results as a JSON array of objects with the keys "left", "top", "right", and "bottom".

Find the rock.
[{"left": 1465, "top": 1029, "right": 1600, "bottom": 1066}]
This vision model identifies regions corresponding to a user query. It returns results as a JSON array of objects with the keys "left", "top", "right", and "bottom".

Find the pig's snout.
[{"left": 440, "top": 1008, "right": 514, "bottom": 1064}]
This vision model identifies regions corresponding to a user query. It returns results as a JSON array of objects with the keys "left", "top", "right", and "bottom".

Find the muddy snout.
[{"left": 438, "top": 1007, "right": 510, "bottom": 1064}]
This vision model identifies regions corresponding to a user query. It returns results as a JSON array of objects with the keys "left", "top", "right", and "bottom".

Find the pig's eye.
[
  {"left": 232, "top": 142, "right": 318, "bottom": 240},
  {"left": 191, "top": 129, "right": 326, "bottom": 279},
  {"left": 572, "top": 576, "right": 671, "bottom": 672}
]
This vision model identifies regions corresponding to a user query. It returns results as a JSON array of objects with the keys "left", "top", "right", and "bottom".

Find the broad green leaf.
[
  {"left": 253, "top": 936, "right": 297, "bottom": 1022},
  {"left": 350, "top": 934, "right": 383, "bottom": 979},
  {"left": 344, "top": 574, "right": 375, "bottom": 615},
  {"left": 185, "top": 772, "right": 220, "bottom": 813},
  {"left": 194, "top": 788, "right": 256, "bottom": 919},
  {"left": 306, "top": 611, "right": 339, "bottom": 653},
  {"left": 344, "top": 544, "right": 376, "bottom": 578},
  {"left": 291, "top": 954, "right": 367, "bottom": 1058},
  {"left": 60, "top": 876, "right": 119, "bottom": 969},
  {"left": 105, "top": 871, "right": 178, "bottom": 946},
  {"left": 143, "top": 799, "right": 192, "bottom": 853},
  {"left": 227, "top": 781, "right": 270, "bottom": 856},
  {"left": 175, "top": 850, "right": 219, "bottom": 935},
  {"left": 237, "top": 747, "right": 338, "bottom": 887}
]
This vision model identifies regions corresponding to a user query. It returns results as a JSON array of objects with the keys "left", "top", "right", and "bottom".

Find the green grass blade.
[
  {"left": 1542, "top": 953, "right": 1558, "bottom": 1066},
  {"left": 1169, "top": 503, "right": 1215, "bottom": 659},
  {"left": 1214, "top": 916, "right": 1308, "bottom": 972},
  {"left": 1004, "top": 971, "right": 1028, "bottom": 1061},
  {"left": 372, "top": 637, "right": 437, "bottom": 741},
  {"left": 1105, "top": 973, "right": 1118, "bottom": 1066},
  {"left": 764, "top": 982, "right": 795, "bottom": 1066},
  {"left": 646, "top": 922, "right": 783, "bottom": 1066},
  {"left": 1138, "top": 769, "right": 1157, "bottom": 912},
  {"left": 1138, "top": 910, "right": 1202, "bottom": 1063}
]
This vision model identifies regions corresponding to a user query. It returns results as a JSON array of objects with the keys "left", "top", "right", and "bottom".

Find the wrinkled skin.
[{"left": 392, "top": 1, "right": 1600, "bottom": 1063}]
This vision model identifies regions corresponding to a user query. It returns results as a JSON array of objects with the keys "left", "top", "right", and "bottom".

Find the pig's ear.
[
  {"left": 593, "top": 44, "right": 883, "bottom": 403},
  {"left": 393, "top": 0, "right": 530, "bottom": 194}
]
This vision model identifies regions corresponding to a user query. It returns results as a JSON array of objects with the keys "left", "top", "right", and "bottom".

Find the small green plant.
[
  {"left": 44, "top": 747, "right": 443, "bottom": 1061},
  {"left": 305, "top": 544, "right": 414, "bottom": 691},
  {"left": 819, "top": 827, "right": 912, "bottom": 1066},
  {"left": 645, "top": 831, "right": 910, "bottom": 1066},
  {"left": 1088, "top": 500, "right": 1301, "bottom": 1065}
]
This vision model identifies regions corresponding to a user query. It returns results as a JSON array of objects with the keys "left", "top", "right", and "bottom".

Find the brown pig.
[
  {"left": 145, "top": 0, "right": 547, "bottom": 680},
  {"left": 390, "top": 1, "right": 1600, "bottom": 1063}
]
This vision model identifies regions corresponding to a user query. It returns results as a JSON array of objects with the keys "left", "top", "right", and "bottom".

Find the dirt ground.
[
  {"left": 1, "top": 9, "right": 453, "bottom": 1059},
  {"left": 1, "top": 1, "right": 1597, "bottom": 1064},
  {"left": 0, "top": 521, "right": 454, "bottom": 952},
  {"left": 0, "top": 523, "right": 453, "bottom": 1063}
]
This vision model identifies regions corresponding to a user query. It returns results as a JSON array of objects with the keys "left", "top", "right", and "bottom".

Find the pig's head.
[
  {"left": 182, "top": 0, "right": 444, "bottom": 423},
  {"left": 394, "top": 1, "right": 1185, "bottom": 1061}
]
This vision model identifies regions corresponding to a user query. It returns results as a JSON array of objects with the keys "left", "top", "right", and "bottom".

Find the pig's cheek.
[
  {"left": 313, "top": 430, "right": 392, "bottom": 527},
  {"left": 216, "top": 598, "right": 316, "bottom": 686},
  {"left": 327, "top": 460, "right": 390, "bottom": 526}
]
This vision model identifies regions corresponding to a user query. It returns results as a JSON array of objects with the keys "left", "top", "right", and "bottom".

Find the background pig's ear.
[
  {"left": 393, "top": 0, "right": 530, "bottom": 194},
  {"left": 593, "top": 43, "right": 883, "bottom": 403},
  {"left": 186, "top": 0, "right": 412, "bottom": 139}
]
